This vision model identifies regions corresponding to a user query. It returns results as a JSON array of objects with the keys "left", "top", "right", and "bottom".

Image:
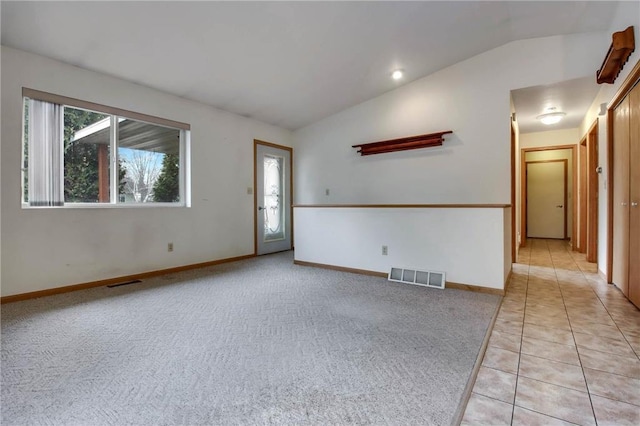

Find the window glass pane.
[
  {"left": 263, "top": 154, "right": 285, "bottom": 241},
  {"left": 63, "top": 106, "right": 110, "bottom": 203},
  {"left": 117, "top": 118, "right": 180, "bottom": 203},
  {"left": 22, "top": 91, "right": 187, "bottom": 207}
]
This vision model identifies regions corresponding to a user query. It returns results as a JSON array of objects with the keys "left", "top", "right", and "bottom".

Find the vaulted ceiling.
[{"left": 1, "top": 1, "right": 623, "bottom": 130}]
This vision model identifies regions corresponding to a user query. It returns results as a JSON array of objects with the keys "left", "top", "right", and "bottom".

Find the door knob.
[
  {"left": 632, "top": 202, "right": 639, "bottom": 207},
  {"left": 258, "top": 206, "right": 266, "bottom": 211},
  {"left": 556, "top": 205, "right": 563, "bottom": 208},
  {"left": 622, "top": 202, "right": 628, "bottom": 206}
]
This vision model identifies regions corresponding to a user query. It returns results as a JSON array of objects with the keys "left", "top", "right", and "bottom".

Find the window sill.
[{"left": 21, "top": 202, "right": 189, "bottom": 209}]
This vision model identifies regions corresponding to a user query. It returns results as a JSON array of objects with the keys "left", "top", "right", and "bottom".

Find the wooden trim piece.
[
  {"left": 521, "top": 148, "right": 527, "bottom": 247},
  {"left": 352, "top": 131, "right": 453, "bottom": 156},
  {"left": 520, "top": 144, "right": 577, "bottom": 153},
  {"left": 446, "top": 282, "right": 505, "bottom": 296},
  {"left": 1, "top": 254, "right": 256, "bottom": 304},
  {"left": 293, "top": 204, "right": 510, "bottom": 209},
  {"left": 254, "top": 139, "right": 293, "bottom": 152},
  {"left": 562, "top": 159, "right": 569, "bottom": 240},
  {"left": 579, "top": 141, "right": 587, "bottom": 252},
  {"left": 607, "top": 105, "right": 615, "bottom": 282},
  {"left": 564, "top": 159, "right": 569, "bottom": 239},
  {"left": 572, "top": 144, "right": 578, "bottom": 249},
  {"left": 253, "top": 141, "right": 258, "bottom": 255},
  {"left": 253, "top": 140, "right": 294, "bottom": 255},
  {"left": 587, "top": 122, "right": 599, "bottom": 263},
  {"left": 597, "top": 26, "right": 635, "bottom": 84},
  {"left": 511, "top": 124, "right": 516, "bottom": 261},
  {"left": 22, "top": 87, "right": 190, "bottom": 130},
  {"left": 294, "top": 260, "right": 505, "bottom": 295},
  {"left": 524, "top": 160, "right": 568, "bottom": 164},
  {"left": 294, "top": 260, "right": 388, "bottom": 278}
]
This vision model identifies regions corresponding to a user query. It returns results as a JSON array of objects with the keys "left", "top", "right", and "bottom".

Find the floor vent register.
[{"left": 388, "top": 267, "right": 446, "bottom": 289}]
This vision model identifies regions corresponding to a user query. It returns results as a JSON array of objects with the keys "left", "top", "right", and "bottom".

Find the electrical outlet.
[
  {"left": 168, "top": 242, "right": 174, "bottom": 252},
  {"left": 382, "top": 245, "right": 388, "bottom": 255},
  {"left": 325, "top": 188, "right": 330, "bottom": 196},
  {"left": 247, "top": 187, "right": 253, "bottom": 195}
]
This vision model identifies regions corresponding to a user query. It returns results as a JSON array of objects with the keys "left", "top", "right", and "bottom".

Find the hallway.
[{"left": 462, "top": 239, "right": 640, "bottom": 425}]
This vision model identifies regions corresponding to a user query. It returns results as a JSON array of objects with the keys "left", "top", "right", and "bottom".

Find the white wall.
[
  {"left": 293, "top": 31, "right": 610, "bottom": 289},
  {"left": 503, "top": 207, "right": 512, "bottom": 282},
  {"left": 1, "top": 46, "right": 292, "bottom": 297},
  {"left": 520, "top": 128, "right": 580, "bottom": 149},
  {"left": 510, "top": 96, "right": 521, "bottom": 256},
  {"left": 294, "top": 207, "right": 508, "bottom": 289},
  {"left": 579, "top": 3, "right": 639, "bottom": 275},
  {"left": 294, "top": 32, "right": 607, "bottom": 206}
]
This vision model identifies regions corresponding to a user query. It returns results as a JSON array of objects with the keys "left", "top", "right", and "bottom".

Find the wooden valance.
[
  {"left": 352, "top": 131, "right": 452, "bottom": 156},
  {"left": 596, "top": 26, "right": 635, "bottom": 84}
]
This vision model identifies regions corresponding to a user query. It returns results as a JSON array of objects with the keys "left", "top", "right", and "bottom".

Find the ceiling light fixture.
[
  {"left": 391, "top": 69, "right": 404, "bottom": 80},
  {"left": 536, "top": 108, "right": 566, "bottom": 125}
]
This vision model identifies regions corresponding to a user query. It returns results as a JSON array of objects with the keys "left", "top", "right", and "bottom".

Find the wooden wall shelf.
[
  {"left": 596, "top": 26, "right": 635, "bottom": 84},
  {"left": 352, "top": 131, "right": 452, "bottom": 156}
]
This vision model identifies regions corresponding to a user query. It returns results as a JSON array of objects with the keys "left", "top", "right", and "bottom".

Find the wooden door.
[
  {"left": 628, "top": 84, "right": 640, "bottom": 307},
  {"left": 527, "top": 161, "right": 567, "bottom": 239},
  {"left": 612, "top": 96, "right": 630, "bottom": 296}
]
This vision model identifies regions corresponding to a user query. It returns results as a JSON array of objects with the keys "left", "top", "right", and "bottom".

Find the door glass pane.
[{"left": 264, "top": 154, "right": 285, "bottom": 242}]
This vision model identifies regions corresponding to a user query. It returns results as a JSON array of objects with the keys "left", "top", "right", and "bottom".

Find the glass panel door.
[{"left": 255, "top": 142, "right": 291, "bottom": 255}]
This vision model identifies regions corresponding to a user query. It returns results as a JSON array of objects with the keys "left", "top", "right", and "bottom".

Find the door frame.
[
  {"left": 520, "top": 144, "right": 577, "bottom": 247},
  {"left": 253, "top": 139, "right": 293, "bottom": 255},
  {"left": 606, "top": 59, "right": 640, "bottom": 282},
  {"left": 578, "top": 137, "right": 587, "bottom": 252},
  {"left": 511, "top": 123, "right": 517, "bottom": 261},
  {"left": 524, "top": 159, "right": 568, "bottom": 239},
  {"left": 586, "top": 121, "right": 599, "bottom": 263}
]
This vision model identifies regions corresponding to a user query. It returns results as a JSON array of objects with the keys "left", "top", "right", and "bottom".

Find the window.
[{"left": 22, "top": 88, "right": 190, "bottom": 207}]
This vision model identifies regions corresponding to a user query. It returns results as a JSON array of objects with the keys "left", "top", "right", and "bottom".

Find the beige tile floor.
[{"left": 461, "top": 239, "right": 640, "bottom": 425}]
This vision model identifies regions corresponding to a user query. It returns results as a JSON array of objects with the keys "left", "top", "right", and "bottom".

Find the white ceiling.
[
  {"left": 512, "top": 77, "right": 603, "bottom": 134},
  {"left": 0, "top": 1, "right": 621, "bottom": 130}
]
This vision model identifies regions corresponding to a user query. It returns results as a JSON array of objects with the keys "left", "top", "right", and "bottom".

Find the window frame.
[{"left": 21, "top": 88, "right": 191, "bottom": 208}]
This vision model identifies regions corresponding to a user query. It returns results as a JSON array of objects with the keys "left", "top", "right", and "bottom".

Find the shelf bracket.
[{"left": 596, "top": 26, "right": 635, "bottom": 85}]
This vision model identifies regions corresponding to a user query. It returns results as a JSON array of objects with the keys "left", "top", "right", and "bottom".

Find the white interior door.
[
  {"left": 527, "top": 161, "right": 566, "bottom": 239},
  {"left": 255, "top": 142, "right": 292, "bottom": 255}
]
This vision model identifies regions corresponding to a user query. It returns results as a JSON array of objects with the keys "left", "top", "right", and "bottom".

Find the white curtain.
[{"left": 28, "top": 99, "right": 64, "bottom": 206}]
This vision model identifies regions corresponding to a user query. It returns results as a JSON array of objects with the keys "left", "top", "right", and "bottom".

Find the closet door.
[
  {"left": 612, "top": 96, "right": 630, "bottom": 296},
  {"left": 629, "top": 83, "right": 640, "bottom": 307}
]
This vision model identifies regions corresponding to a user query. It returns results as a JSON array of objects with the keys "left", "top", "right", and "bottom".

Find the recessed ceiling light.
[{"left": 392, "top": 70, "right": 404, "bottom": 80}]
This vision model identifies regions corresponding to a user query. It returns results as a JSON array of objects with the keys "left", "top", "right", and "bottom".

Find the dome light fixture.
[
  {"left": 391, "top": 69, "right": 404, "bottom": 80},
  {"left": 537, "top": 107, "right": 566, "bottom": 125}
]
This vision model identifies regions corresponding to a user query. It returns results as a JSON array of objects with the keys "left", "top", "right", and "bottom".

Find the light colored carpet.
[{"left": 1, "top": 251, "right": 500, "bottom": 425}]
